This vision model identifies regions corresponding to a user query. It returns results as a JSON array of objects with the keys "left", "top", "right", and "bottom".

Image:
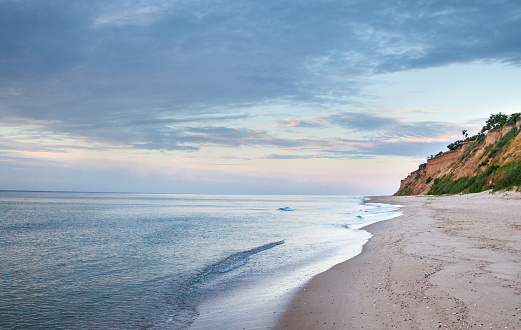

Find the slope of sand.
[{"left": 276, "top": 192, "right": 521, "bottom": 329}]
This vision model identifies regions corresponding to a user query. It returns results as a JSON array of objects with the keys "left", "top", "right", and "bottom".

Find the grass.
[
  {"left": 493, "top": 161, "right": 521, "bottom": 191},
  {"left": 428, "top": 160, "right": 521, "bottom": 195}
]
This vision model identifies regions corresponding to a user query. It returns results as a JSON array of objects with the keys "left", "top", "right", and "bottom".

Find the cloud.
[
  {"left": 265, "top": 154, "right": 316, "bottom": 160},
  {"left": 3, "top": 2, "right": 520, "bottom": 117},
  {"left": 365, "top": 140, "right": 450, "bottom": 158},
  {"left": 327, "top": 111, "right": 459, "bottom": 141},
  {"left": 264, "top": 150, "right": 372, "bottom": 160},
  {"left": 272, "top": 118, "right": 327, "bottom": 128},
  {"left": 329, "top": 112, "right": 399, "bottom": 131},
  {"left": 178, "top": 126, "right": 336, "bottom": 149},
  {"left": 0, "top": 109, "right": 464, "bottom": 159},
  {"left": 397, "top": 108, "right": 458, "bottom": 115},
  {"left": 2, "top": 1, "right": 520, "bottom": 112},
  {"left": 93, "top": 2, "right": 170, "bottom": 27},
  {"left": 1, "top": 0, "right": 520, "bottom": 193}
]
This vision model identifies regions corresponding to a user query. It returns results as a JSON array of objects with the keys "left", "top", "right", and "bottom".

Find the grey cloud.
[
  {"left": 0, "top": 1, "right": 94, "bottom": 78},
  {"left": 274, "top": 118, "right": 327, "bottom": 128},
  {"left": 180, "top": 126, "right": 322, "bottom": 149},
  {"left": 264, "top": 154, "right": 315, "bottom": 160},
  {"left": 109, "top": 125, "right": 311, "bottom": 151},
  {"left": 132, "top": 142, "right": 200, "bottom": 152},
  {"left": 4, "top": 1, "right": 520, "bottom": 98},
  {"left": 265, "top": 151, "right": 369, "bottom": 160},
  {"left": 319, "top": 140, "right": 450, "bottom": 159},
  {"left": 184, "top": 117, "right": 460, "bottom": 156},
  {"left": 315, "top": 140, "right": 451, "bottom": 159},
  {"left": 365, "top": 141, "right": 450, "bottom": 158},
  {"left": 329, "top": 113, "right": 399, "bottom": 131},
  {"left": 1, "top": 0, "right": 520, "bottom": 154},
  {"left": 124, "top": 114, "right": 250, "bottom": 127},
  {"left": 328, "top": 112, "right": 458, "bottom": 140}
]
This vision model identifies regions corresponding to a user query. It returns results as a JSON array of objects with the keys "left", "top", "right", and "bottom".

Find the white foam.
[{"left": 190, "top": 200, "right": 402, "bottom": 329}]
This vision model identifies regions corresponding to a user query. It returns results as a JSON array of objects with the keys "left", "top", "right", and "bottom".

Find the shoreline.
[{"left": 276, "top": 192, "right": 521, "bottom": 329}]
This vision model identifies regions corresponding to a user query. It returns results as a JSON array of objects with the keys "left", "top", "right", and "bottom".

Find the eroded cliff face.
[
  {"left": 395, "top": 120, "right": 521, "bottom": 195},
  {"left": 396, "top": 150, "right": 463, "bottom": 195}
]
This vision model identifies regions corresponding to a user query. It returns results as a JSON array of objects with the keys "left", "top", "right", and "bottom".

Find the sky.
[{"left": 1, "top": 0, "right": 521, "bottom": 195}]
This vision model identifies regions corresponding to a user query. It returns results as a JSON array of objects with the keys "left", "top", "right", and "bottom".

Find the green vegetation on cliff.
[{"left": 428, "top": 160, "right": 521, "bottom": 195}]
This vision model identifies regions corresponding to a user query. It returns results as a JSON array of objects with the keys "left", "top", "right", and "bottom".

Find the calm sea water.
[{"left": 0, "top": 191, "right": 400, "bottom": 329}]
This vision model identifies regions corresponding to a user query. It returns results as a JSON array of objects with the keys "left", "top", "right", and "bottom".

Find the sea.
[{"left": 0, "top": 191, "right": 401, "bottom": 329}]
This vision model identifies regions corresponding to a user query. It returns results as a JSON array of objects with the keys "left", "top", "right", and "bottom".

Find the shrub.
[
  {"left": 468, "top": 182, "right": 484, "bottom": 193},
  {"left": 506, "top": 112, "right": 521, "bottom": 126},
  {"left": 480, "top": 112, "right": 508, "bottom": 133},
  {"left": 428, "top": 176, "right": 452, "bottom": 195},
  {"left": 447, "top": 140, "right": 463, "bottom": 151},
  {"left": 483, "top": 164, "right": 499, "bottom": 176}
]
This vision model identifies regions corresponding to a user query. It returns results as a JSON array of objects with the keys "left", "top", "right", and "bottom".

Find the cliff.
[{"left": 395, "top": 116, "right": 521, "bottom": 196}]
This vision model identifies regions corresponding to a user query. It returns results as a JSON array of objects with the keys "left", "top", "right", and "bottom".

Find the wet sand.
[{"left": 276, "top": 191, "right": 521, "bottom": 329}]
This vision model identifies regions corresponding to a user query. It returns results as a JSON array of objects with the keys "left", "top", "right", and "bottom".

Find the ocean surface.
[{"left": 0, "top": 191, "right": 401, "bottom": 329}]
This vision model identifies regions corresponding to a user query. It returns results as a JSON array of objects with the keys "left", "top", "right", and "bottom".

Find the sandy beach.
[{"left": 276, "top": 191, "right": 521, "bottom": 329}]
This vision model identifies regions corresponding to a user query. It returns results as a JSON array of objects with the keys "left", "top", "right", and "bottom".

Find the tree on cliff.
[
  {"left": 448, "top": 113, "right": 519, "bottom": 151},
  {"left": 447, "top": 140, "right": 463, "bottom": 151},
  {"left": 480, "top": 113, "right": 508, "bottom": 133}
]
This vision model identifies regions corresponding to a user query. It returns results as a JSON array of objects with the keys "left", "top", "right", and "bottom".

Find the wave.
[
  {"left": 202, "top": 240, "right": 285, "bottom": 275},
  {"left": 162, "top": 240, "right": 285, "bottom": 329}
]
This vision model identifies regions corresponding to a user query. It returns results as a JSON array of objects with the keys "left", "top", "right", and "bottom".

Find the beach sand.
[{"left": 276, "top": 191, "right": 521, "bottom": 329}]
